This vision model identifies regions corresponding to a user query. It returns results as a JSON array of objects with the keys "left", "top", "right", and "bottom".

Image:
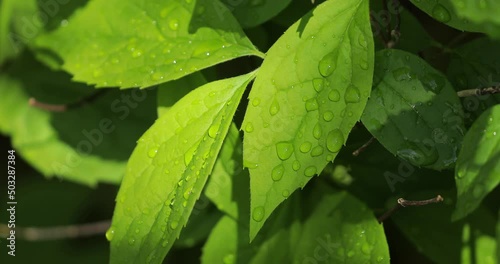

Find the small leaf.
[
  {"left": 361, "top": 49, "right": 465, "bottom": 170},
  {"left": 108, "top": 71, "right": 256, "bottom": 263},
  {"left": 453, "top": 105, "right": 500, "bottom": 220},
  {"left": 36, "top": 0, "right": 263, "bottom": 88},
  {"left": 242, "top": 0, "right": 374, "bottom": 240},
  {"left": 224, "top": 0, "right": 292, "bottom": 28}
]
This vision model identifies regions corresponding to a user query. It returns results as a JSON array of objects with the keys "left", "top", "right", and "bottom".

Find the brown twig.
[
  {"left": 377, "top": 195, "right": 444, "bottom": 223},
  {"left": 352, "top": 137, "right": 375, "bottom": 156},
  {"left": 457, "top": 86, "right": 500, "bottom": 97},
  {"left": 29, "top": 90, "right": 108, "bottom": 112},
  {"left": 0, "top": 220, "right": 111, "bottom": 241}
]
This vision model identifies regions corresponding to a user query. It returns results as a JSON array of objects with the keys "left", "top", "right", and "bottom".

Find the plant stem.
[
  {"left": 377, "top": 195, "right": 444, "bottom": 223},
  {"left": 352, "top": 137, "right": 375, "bottom": 156},
  {"left": 457, "top": 86, "right": 500, "bottom": 97},
  {"left": 29, "top": 90, "right": 108, "bottom": 112}
]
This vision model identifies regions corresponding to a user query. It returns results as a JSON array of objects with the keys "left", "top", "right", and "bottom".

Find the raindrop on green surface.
[
  {"left": 269, "top": 99, "right": 280, "bottom": 116},
  {"left": 271, "top": 164, "right": 285, "bottom": 181},
  {"left": 318, "top": 54, "right": 337, "bottom": 77},
  {"left": 245, "top": 122, "right": 254, "bottom": 133},
  {"left": 323, "top": 111, "right": 334, "bottom": 121},
  {"left": 432, "top": 4, "right": 451, "bottom": 23},
  {"left": 292, "top": 160, "right": 301, "bottom": 171},
  {"left": 105, "top": 227, "right": 115, "bottom": 241},
  {"left": 208, "top": 124, "right": 220, "bottom": 138},
  {"left": 252, "top": 98, "right": 261, "bottom": 106},
  {"left": 169, "top": 19, "right": 179, "bottom": 30},
  {"left": 311, "top": 146, "right": 324, "bottom": 157},
  {"left": 326, "top": 129, "right": 344, "bottom": 153},
  {"left": 392, "top": 67, "right": 413, "bottom": 81},
  {"left": 148, "top": 148, "right": 158, "bottom": 158},
  {"left": 344, "top": 84, "right": 361, "bottom": 103},
  {"left": 252, "top": 206, "right": 265, "bottom": 222},
  {"left": 305, "top": 98, "right": 319, "bottom": 112},
  {"left": 170, "top": 221, "right": 179, "bottom": 229},
  {"left": 304, "top": 166, "right": 317, "bottom": 177},
  {"left": 300, "top": 142, "right": 312, "bottom": 153},
  {"left": 313, "top": 78, "right": 325, "bottom": 92},
  {"left": 282, "top": 190, "right": 290, "bottom": 197},
  {"left": 276, "top": 142, "right": 294, "bottom": 160},
  {"left": 313, "top": 124, "right": 322, "bottom": 139},
  {"left": 328, "top": 90, "right": 340, "bottom": 102}
]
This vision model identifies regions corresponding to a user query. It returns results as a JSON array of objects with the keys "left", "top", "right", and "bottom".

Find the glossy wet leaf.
[
  {"left": 448, "top": 0, "right": 500, "bottom": 38},
  {"left": 453, "top": 105, "right": 500, "bottom": 221},
  {"left": 392, "top": 190, "right": 498, "bottom": 264},
  {"left": 0, "top": 53, "right": 155, "bottom": 186},
  {"left": 108, "top": 71, "right": 256, "bottom": 264},
  {"left": 35, "top": 0, "right": 263, "bottom": 88},
  {"left": 361, "top": 49, "right": 465, "bottom": 170},
  {"left": 202, "top": 188, "right": 390, "bottom": 264},
  {"left": 447, "top": 38, "right": 500, "bottom": 123},
  {"left": 223, "top": 0, "right": 292, "bottom": 28},
  {"left": 409, "top": 0, "right": 481, "bottom": 33},
  {"left": 242, "top": 0, "right": 374, "bottom": 240}
]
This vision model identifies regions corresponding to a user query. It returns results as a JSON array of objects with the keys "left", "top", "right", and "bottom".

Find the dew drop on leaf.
[
  {"left": 323, "top": 111, "right": 334, "bottom": 121},
  {"left": 292, "top": 160, "right": 301, "bottom": 171},
  {"left": 169, "top": 19, "right": 179, "bottom": 30},
  {"left": 392, "top": 67, "right": 413, "bottom": 81},
  {"left": 252, "top": 206, "right": 265, "bottom": 222},
  {"left": 312, "top": 78, "right": 325, "bottom": 92},
  {"left": 305, "top": 98, "right": 319, "bottom": 111},
  {"left": 208, "top": 124, "right": 220, "bottom": 138},
  {"left": 313, "top": 124, "right": 322, "bottom": 139},
  {"left": 148, "top": 148, "right": 158, "bottom": 158},
  {"left": 282, "top": 189, "right": 290, "bottom": 197},
  {"left": 276, "top": 142, "right": 294, "bottom": 160},
  {"left": 128, "top": 238, "right": 136, "bottom": 245},
  {"left": 326, "top": 129, "right": 344, "bottom": 153},
  {"left": 304, "top": 166, "right": 317, "bottom": 177},
  {"left": 269, "top": 99, "right": 280, "bottom": 116},
  {"left": 328, "top": 89, "right": 340, "bottom": 102},
  {"left": 251, "top": 98, "right": 261, "bottom": 106},
  {"left": 432, "top": 4, "right": 451, "bottom": 22},
  {"left": 223, "top": 254, "right": 235, "bottom": 264},
  {"left": 170, "top": 221, "right": 179, "bottom": 229},
  {"left": 344, "top": 84, "right": 361, "bottom": 103},
  {"left": 311, "top": 146, "right": 324, "bottom": 157},
  {"left": 271, "top": 164, "right": 285, "bottom": 181},
  {"left": 318, "top": 54, "right": 337, "bottom": 77},
  {"left": 105, "top": 227, "right": 115, "bottom": 241},
  {"left": 244, "top": 122, "right": 254, "bottom": 133},
  {"left": 300, "top": 142, "right": 312, "bottom": 153}
]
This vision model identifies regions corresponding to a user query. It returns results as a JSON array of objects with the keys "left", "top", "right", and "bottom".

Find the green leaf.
[
  {"left": 408, "top": 0, "right": 480, "bottom": 33},
  {"left": 202, "top": 188, "right": 390, "bottom": 264},
  {"left": 157, "top": 72, "right": 207, "bottom": 117},
  {"left": 205, "top": 123, "right": 248, "bottom": 219},
  {"left": 447, "top": 38, "right": 500, "bottom": 123},
  {"left": 391, "top": 190, "right": 497, "bottom": 264},
  {"left": 448, "top": 0, "right": 500, "bottom": 38},
  {"left": 361, "top": 49, "right": 465, "bottom": 170},
  {"left": 242, "top": 0, "right": 374, "bottom": 240},
  {"left": 108, "top": 71, "right": 256, "bottom": 264},
  {"left": 35, "top": 0, "right": 263, "bottom": 88},
  {"left": 223, "top": 0, "right": 292, "bottom": 28},
  {"left": 453, "top": 105, "right": 500, "bottom": 220},
  {"left": 0, "top": 52, "right": 155, "bottom": 185}
]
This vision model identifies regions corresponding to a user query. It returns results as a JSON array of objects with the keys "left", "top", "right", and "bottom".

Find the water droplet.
[
  {"left": 311, "top": 146, "right": 324, "bottom": 157},
  {"left": 360, "top": 59, "right": 369, "bottom": 70},
  {"left": 252, "top": 206, "right": 265, "bottom": 222},
  {"left": 282, "top": 190, "right": 290, "bottom": 197},
  {"left": 292, "top": 160, "right": 301, "bottom": 171},
  {"left": 252, "top": 98, "right": 261, "bottom": 106},
  {"left": 105, "top": 227, "right": 115, "bottom": 241},
  {"left": 128, "top": 238, "right": 136, "bottom": 245},
  {"left": 170, "top": 221, "right": 179, "bottom": 229},
  {"left": 300, "top": 142, "right": 312, "bottom": 153},
  {"left": 132, "top": 49, "right": 143, "bottom": 58},
  {"left": 160, "top": 8, "right": 169, "bottom": 18},
  {"left": 432, "top": 4, "right": 451, "bottom": 22},
  {"left": 276, "top": 142, "right": 294, "bottom": 160},
  {"left": 304, "top": 166, "right": 317, "bottom": 177},
  {"left": 208, "top": 124, "right": 220, "bottom": 138},
  {"left": 361, "top": 243, "right": 371, "bottom": 254},
  {"left": 245, "top": 122, "right": 254, "bottom": 133},
  {"left": 169, "top": 19, "right": 179, "bottom": 30},
  {"left": 223, "top": 254, "right": 235, "bottom": 264},
  {"left": 318, "top": 54, "right": 337, "bottom": 77},
  {"left": 271, "top": 164, "right": 285, "bottom": 181},
  {"left": 421, "top": 73, "right": 445, "bottom": 94},
  {"left": 328, "top": 89, "right": 340, "bottom": 102},
  {"left": 392, "top": 67, "right": 413, "bottom": 81},
  {"left": 327, "top": 129, "right": 344, "bottom": 153},
  {"left": 151, "top": 72, "right": 163, "bottom": 81},
  {"left": 313, "top": 78, "right": 325, "bottom": 92},
  {"left": 305, "top": 98, "right": 319, "bottom": 111},
  {"left": 323, "top": 111, "right": 334, "bottom": 121},
  {"left": 269, "top": 99, "right": 280, "bottom": 116},
  {"left": 358, "top": 34, "right": 368, "bottom": 48},
  {"left": 148, "top": 148, "right": 158, "bottom": 158},
  {"left": 313, "top": 124, "right": 322, "bottom": 139},
  {"left": 344, "top": 85, "right": 361, "bottom": 103}
]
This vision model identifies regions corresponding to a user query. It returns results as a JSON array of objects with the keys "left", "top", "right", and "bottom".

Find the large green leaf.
[
  {"left": 447, "top": 38, "right": 500, "bottom": 124},
  {"left": 242, "top": 0, "right": 374, "bottom": 240},
  {"left": 453, "top": 105, "right": 500, "bottom": 220},
  {"left": 156, "top": 72, "right": 207, "bottom": 117},
  {"left": 223, "top": 0, "right": 292, "bottom": 28},
  {"left": 448, "top": 0, "right": 500, "bottom": 38},
  {"left": 202, "top": 187, "right": 390, "bottom": 264},
  {"left": 408, "top": 0, "right": 480, "bottom": 33},
  {"left": 361, "top": 49, "right": 465, "bottom": 170},
  {"left": 0, "top": 53, "right": 155, "bottom": 185},
  {"left": 35, "top": 0, "right": 263, "bottom": 89},
  {"left": 107, "top": 71, "right": 256, "bottom": 264}
]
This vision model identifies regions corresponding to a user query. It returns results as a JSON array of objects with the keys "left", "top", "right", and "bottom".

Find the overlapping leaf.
[
  {"left": 361, "top": 49, "right": 465, "bottom": 170},
  {"left": 36, "top": 0, "right": 263, "bottom": 88},
  {"left": 223, "top": 0, "right": 292, "bottom": 28},
  {"left": 453, "top": 105, "right": 500, "bottom": 220},
  {"left": 0, "top": 53, "right": 155, "bottom": 185},
  {"left": 203, "top": 188, "right": 390, "bottom": 264},
  {"left": 157, "top": 72, "right": 207, "bottom": 117},
  {"left": 108, "top": 71, "right": 256, "bottom": 264},
  {"left": 448, "top": 0, "right": 500, "bottom": 38},
  {"left": 242, "top": 0, "right": 374, "bottom": 240}
]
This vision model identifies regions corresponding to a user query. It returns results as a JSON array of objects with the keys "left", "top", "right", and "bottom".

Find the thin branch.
[
  {"left": 0, "top": 220, "right": 111, "bottom": 241},
  {"left": 457, "top": 86, "right": 500, "bottom": 97},
  {"left": 352, "top": 137, "right": 376, "bottom": 156},
  {"left": 29, "top": 90, "right": 108, "bottom": 112},
  {"left": 377, "top": 195, "right": 444, "bottom": 223}
]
